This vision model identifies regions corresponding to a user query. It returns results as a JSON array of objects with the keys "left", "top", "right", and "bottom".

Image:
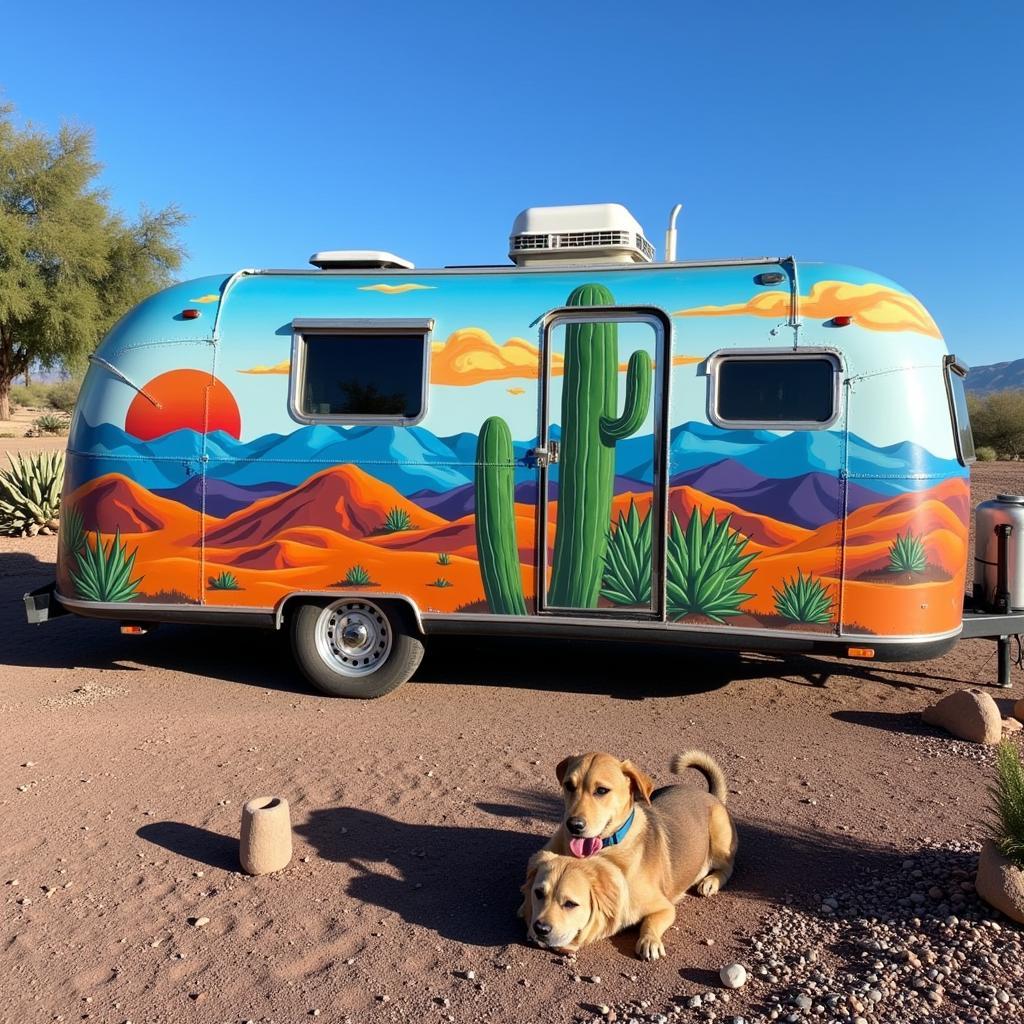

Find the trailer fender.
[{"left": 273, "top": 592, "right": 425, "bottom": 635}]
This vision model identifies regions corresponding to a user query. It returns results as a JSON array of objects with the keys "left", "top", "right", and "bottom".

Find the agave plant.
[
  {"left": 601, "top": 501, "right": 652, "bottom": 606},
  {"left": 71, "top": 529, "right": 143, "bottom": 603},
  {"left": 888, "top": 531, "right": 928, "bottom": 573},
  {"left": 208, "top": 570, "right": 242, "bottom": 590},
  {"left": 60, "top": 504, "right": 87, "bottom": 556},
  {"left": 342, "top": 564, "right": 373, "bottom": 586},
  {"left": 987, "top": 742, "right": 1024, "bottom": 869},
  {"left": 383, "top": 506, "right": 413, "bottom": 533},
  {"left": 429, "top": 577, "right": 453, "bottom": 588},
  {"left": 666, "top": 508, "right": 757, "bottom": 623},
  {"left": 437, "top": 551, "right": 451, "bottom": 566},
  {"left": 32, "top": 413, "right": 70, "bottom": 436},
  {"left": 773, "top": 570, "right": 834, "bottom": 624},
  {"left": 0, "top": 450, "right": 65, "bottom": 536}
]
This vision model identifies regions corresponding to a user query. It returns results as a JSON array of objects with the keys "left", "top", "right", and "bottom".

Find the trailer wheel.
[{"left": 290, "top": 598, "right": 423, "bottom": 698}]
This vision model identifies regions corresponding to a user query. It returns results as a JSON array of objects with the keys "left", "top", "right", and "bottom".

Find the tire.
[{"left": 289, "top": 598, "right": 424, "bottom": 698}]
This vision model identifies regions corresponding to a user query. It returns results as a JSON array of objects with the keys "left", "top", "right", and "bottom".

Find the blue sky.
[{"left": 5, "top": 1, "right": 1022, "bottom": 366}]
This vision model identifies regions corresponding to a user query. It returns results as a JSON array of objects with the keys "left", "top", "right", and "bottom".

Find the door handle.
[{"left": 527, "top": 440, "right": 560, "bottom": 467}]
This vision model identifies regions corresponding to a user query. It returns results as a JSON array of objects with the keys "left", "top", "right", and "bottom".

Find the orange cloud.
[
  {"left": 430, "top": 328, "right": 559, "bottom": 385},
  {"left": 358, "top": 283, "right": 436, "bottom": 294},
  {"left": 507, "top": 386, "right": 526, "bottom": 396},
  {"left": 189, "top": 293, "right": 221, "bottom": 304},
  {"left": 672, "top": 281, "right": 941, "bottom": 339},
  {"left": 238, "top": 359, "right": 290, "bottom": 375}
]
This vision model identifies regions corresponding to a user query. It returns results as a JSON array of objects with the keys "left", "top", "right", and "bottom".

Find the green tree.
[
  {"left": 968, "top": 390, "right": 1024, "bottom": 459},
  {"left": 0, "top": 101, "right": 187, "bottom": 420}
]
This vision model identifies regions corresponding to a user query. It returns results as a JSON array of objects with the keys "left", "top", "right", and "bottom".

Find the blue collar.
[{"left": 602, "top": 808, "right": 636, "bottom": 848}]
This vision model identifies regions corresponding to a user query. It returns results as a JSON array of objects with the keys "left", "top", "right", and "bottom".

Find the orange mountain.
[{"left": 68, "top": 474, "right": 192, "bottom": 535}]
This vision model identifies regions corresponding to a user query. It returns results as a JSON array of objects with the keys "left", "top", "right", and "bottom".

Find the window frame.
[
  {"left": 288, "top": 317, "right": 434, "bottom": 426},
  {"left": 943, "top": 354, "right": 976, "bottom": 465},
  {"left": 705, "top": 347, "right": 844, "bottom": 430}
]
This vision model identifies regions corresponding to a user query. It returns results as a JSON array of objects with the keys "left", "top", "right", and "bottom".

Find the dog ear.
[
  {"left": 555, "top": 756, "right": 577, "bottom": 784},
  {"left": 522, "top": 849, "right": 556, "bottom": 892},
  {"left": 589, "top": 861, "right": 624, "bottom": 926},
  {"left": 620, "top": 760, "right": 655, "bottom": 804}
]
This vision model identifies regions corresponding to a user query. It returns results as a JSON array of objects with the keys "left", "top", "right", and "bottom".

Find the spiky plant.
[
  {"left": 773, "top": 570, "right": 834, "bottom": 625},
  {"left": 0, "top": 450, "right": 65, "bottom": 536},
  {"left": 71, "top": 529, "right": 143, "bottom": 603},
  {"left": 383, "top": 506, "right": 413, "bottom": 533},
  {"left": 429, "top": 577, "right": 453, "bottom": 588},
  {"left": 601, "top": 500, "right": 652, "bottom": 606},
  {"left": 666, "top": 508, "right": 757, "bottom": 623},
  {"left": 888, "top": 531, "right": 928, "bottom": 573},
  {"left": 60, "top": 504, "right": 87, "bottom": 556},
  {"left": 437, "top": 551, "right": 451, "bottom": 566},
  {"left": 343, "top": 564, "right": 373, "bottom": 586},
  {"left": 208, "top": 570, "right": 242, "bottom": 590},
  {"left": 987, "top": 742, "right": 1024, "bottom": 870},
  {"left": 32, "top": 413, "right": 70, "bottom": 436}
]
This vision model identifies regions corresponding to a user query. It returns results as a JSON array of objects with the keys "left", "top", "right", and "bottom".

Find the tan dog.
[{"left": 522, "top": 750, "right": 737, "bottom": 959}]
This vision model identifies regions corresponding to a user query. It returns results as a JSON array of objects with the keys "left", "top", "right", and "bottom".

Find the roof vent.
[
  {"left": 309, "top": 250, "right": 415, "bottom": 270},
  {"left": 508, "top": 204, "right": 655, "bottom": 267}
]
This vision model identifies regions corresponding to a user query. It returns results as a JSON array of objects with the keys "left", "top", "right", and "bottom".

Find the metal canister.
[{"left": 974, "top": 493, "right": 1024, "bottom": 611}]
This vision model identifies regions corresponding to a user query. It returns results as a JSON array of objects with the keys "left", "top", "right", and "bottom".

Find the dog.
[{"left": 522, "top": 750, "right": 737, "bottom": 959}]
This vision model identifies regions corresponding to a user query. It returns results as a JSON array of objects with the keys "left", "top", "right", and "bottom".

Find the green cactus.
[
  {"left": 548, "top": 284, "right": 652, "bottom": 607},
  {"left": 474, "top": 416, "right": 527, "bottom": 615}
]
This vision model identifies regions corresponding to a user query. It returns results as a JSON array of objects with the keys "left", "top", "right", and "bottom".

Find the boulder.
[
  {"left": 1014, "top": 698, "right": 1024, "bottom": 724},
  {"left": 1005, "top": 717, "right": 1023, "bottom": 736},
  {"left": 976, "top": 840, "right": 1024, "bottom": 925},
  {"left": 239, "top": 796, "right": 292, "bottom": 875},
  {"left": 921, "top": 688, "right": 1002, "bottom": 744}
]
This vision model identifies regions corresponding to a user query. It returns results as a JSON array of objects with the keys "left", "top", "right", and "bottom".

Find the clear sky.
[{"left": 4, "top": 0, "right": 1022, "bottom": 366}]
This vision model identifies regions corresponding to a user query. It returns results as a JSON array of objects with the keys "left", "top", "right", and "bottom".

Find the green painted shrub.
[
  {"left": 208, "top": 570, "right": 242, "bottom": 590},
  {"left": 343, "top": 564, "right": 373, "bottom": 586},
  {"left": 888, "top": 531, "right": 927, "bottom": 573},
  {"left": 72, "top": 529, "right": 143, "bottom": 603},
  {"left": 988, "top": 742, "right": 1024, "bottom": 869},
  {"left": 437, "top": 551, "right": 451, "bottom": 566},
  {"left": 666, "top": 508, "right": 757, "bottom": 623},
  {"left": 383, "top": 506, "right": 413, "bottom": 533},
  {"left": 601, "top": 500, "right": 652, "bottom": 606},
  {"left": 773, "top": 570, "right": 834, "bottom": 624},
  {"left": 61, "top": 505, "right": 87, "bottom": 556},
  {"left": 429, "top": 577, "right": 453, "bottom": 588}
]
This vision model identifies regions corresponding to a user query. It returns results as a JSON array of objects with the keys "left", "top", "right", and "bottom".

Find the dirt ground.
[{"left": 1, "top": 456, "right": 1022, "bottom": 1024}]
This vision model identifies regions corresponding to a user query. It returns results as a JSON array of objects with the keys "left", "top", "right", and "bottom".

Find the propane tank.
[{"left": 973, "top": 494, "right": 1024, "bottom": 612}]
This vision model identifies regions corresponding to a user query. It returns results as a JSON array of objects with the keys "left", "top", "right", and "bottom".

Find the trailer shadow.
[{"left": 293, "top": 804, "right": 917, "bottom": 948}]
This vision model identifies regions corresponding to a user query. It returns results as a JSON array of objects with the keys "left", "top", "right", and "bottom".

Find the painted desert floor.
[{"left": 1, "top": 458, "right": 1022, "bottom": 1024}]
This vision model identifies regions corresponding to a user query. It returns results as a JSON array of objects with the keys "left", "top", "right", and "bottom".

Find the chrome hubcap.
[{"left": 315, "top": 601, "right": 392, "bottom": 677}]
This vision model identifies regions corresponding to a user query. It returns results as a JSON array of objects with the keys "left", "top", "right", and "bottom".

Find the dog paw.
[
  {"left": 635, "top": 936, "right": 666, "bottom": 961},
  {"left": 697, "top": 876, "right": 720, "bottom": 897}
]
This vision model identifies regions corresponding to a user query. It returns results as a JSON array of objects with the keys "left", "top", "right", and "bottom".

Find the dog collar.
[{"left": 602, "top": 808, "right": 636, "bottom": 848}]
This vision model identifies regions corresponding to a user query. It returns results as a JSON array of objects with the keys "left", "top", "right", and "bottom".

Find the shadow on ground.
[{"left": 137, "top": 821, "right": 239, "bottom": 871}]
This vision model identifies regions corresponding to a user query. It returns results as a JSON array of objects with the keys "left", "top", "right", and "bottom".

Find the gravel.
[{"left": 574, "top": 841, "right": 1021, "bottom": 1024}]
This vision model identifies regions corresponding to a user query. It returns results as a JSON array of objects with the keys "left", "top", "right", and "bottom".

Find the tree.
[
  {"left": 0, "top": 102, "right": 187, "bottom": 420},
  {"left": 968, "top": 389, "right": 1024, "bottom": 459}
]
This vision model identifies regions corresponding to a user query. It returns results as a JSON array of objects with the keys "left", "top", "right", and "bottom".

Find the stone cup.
[{"left": 239, "top": 796, "right": 292, "bottom": 875}]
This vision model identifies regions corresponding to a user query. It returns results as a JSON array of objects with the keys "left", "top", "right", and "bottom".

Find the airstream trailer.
[{"left": 25, "top": 204, "right": 1024, "bottom": 696}]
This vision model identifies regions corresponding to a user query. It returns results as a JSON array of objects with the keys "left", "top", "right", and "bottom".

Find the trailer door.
[{"left": 537, "top": 306, "right": 670, "bottom": 618}]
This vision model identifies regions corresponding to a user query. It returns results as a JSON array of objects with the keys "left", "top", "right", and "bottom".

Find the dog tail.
[{"left": 671, "top": 750, "right": 728, "bottom": 804}]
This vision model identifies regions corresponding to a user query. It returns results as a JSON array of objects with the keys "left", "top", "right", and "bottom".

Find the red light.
[
  {"left": 182, "top": 308, "right": 201, "bottom": 320},
  {"left": 831, "top": 315, "right": 852, "bottom": 327}
]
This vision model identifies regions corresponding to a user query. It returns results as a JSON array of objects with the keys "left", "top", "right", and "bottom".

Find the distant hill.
[{"left": 964, "top": 358, "right": 1024, "bottom": 394}]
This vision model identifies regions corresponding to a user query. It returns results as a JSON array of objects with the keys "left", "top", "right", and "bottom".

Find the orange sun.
[{"left": 125, "top": 369, "right": 241, "bottom": 440}]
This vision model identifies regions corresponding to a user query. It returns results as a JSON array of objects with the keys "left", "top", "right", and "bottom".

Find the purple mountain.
[{"left": 154, "top": 478, "right": 292, "bottom": 518}]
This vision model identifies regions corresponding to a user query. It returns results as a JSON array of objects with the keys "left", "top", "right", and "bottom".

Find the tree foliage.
[
  {"left": 0, "top": 101, "right": 187, "bottom": 419},
  {"left": 967, "top": 390, "right": 1024, "bottom": 459}
]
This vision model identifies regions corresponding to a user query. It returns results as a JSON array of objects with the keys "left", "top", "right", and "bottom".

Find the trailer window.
[
  {"left": 290, "top": 318, "right": 432, "bottom": 425},
  {"left": 709, "top": 353, "right": 840, "bottom": 427},
  {"left": 945, "top": 357, "right": 976, "bottom": 464}
]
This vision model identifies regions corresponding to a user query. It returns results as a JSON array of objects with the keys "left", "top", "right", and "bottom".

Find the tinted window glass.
[
  {"left": 717, "top": 358, "right": 835, "bottom": 423},
  {"left": 946, "top": 365, "right": 976, "bottom": 463},
  {"left": 299, "top": 333, "right": 426, "bottom": 420}
]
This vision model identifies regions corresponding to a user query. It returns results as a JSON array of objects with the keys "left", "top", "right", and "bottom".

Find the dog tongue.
[{"left": 569, "top": 837, "right": 602, "bottom": 858}]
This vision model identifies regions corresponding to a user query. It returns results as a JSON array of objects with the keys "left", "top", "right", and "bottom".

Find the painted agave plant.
[
  {"left": 602, "top": 500, "right": 652, "bottom": 606},
  {"left": 773, "top": 570, "right": 834, "bottom": 625},
  {"left": 889, "top": 531, "right": 928, "bottom": 573},
  {"left": 71, "top": 529, "right": 143, "bottom": 603}
]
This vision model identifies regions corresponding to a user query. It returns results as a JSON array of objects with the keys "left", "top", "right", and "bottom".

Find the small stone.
[
  {"left": 584, "top": 975, "right": 601, "bottom": 983},
  {"left": 189, "top": 916, "right": 209, "bottom": 927},
  {"left": 686, "top": 995, "right": 702, "bottom": 1009},
  {"left": 795, "top": 994, "right": 812, "bottom": 1010},
  {"left": 375, "top": 994, "right": 389, "bottom": 1003},
  {"left": 720, "top": 963, "right": 747, "bottom": 989}
]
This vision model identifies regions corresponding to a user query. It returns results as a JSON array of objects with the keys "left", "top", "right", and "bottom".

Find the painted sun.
[{"left": 125, "top": 369, "right": 241, "bottom": 440}]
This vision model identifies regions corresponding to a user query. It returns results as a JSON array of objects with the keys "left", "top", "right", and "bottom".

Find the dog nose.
[
  {"left": 533, "top": 920, "right": 552, "bottom": 937},
  {"left": 567, "top": 817, "right": 586, "bottom": 835}
]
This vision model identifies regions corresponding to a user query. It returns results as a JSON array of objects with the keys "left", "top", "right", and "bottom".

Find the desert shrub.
[
  {"left": 988, "top": 742, "right": 1024, "bottom": 869},
  {"left": 429, "top": 577, "right": 453, "bottom": 588},
  {"left": 10, "top": 382, "right": 49, "bottom": 409},
  {"left": 437, "top": 551, "right": 451, "bottom": 566},
  {"left": 773, "top": 570, "right": 834, "bottom": 624},
  {"left": 888, "top": 531, "right": 927, "bottom": 573},
  {"left": 208, "top": 570, "right": 242, "bottom": 590},
  {"left": 383, "top": 506, "right": 413, "bottom": 532},
  {"left": 71, "top": 529, "right": 142, "bottom": 602},
  {"left": 968, "top": 389, "right": 1024, "bottom": 459},
  {"left": 46, "top": 379, "right": 81, "bottom": 413},
  {"left": 975, "top": 445, "right": 997, "bottom": 462},
  {"left": 343, "top": 564, "right": 373, "bottom": 586},
  {"left": 601, "top": 500, "right": 652, "bottom": 606},
  {"left": 0, "top": 450, "right": 64, "bottom": 536},
  {"left": 666, "top": 508, "right": 757, "bottom": 622},
  {"left": 32, "top": 413, "right": 70, "bottom": 436}
]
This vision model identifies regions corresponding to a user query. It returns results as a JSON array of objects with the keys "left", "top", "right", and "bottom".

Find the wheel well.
[{"left": 276, "top": 592, "right": 424, "bottom": 637}]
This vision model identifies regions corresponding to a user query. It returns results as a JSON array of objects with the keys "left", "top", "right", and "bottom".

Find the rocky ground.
[{"left": 0, "top": 459, "right": 1022, "bottom": 1024}]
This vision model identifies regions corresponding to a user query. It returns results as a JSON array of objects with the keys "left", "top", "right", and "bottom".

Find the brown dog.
[{"left": 522, "top": 750, "right": 737, "bottom": 959}]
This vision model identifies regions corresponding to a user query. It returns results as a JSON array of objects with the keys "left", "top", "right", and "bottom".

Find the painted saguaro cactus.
[
  {"left": 475, "top": 416, "right": 527, "bottom": 615},
  {"left": 548, "top": 283, "right": 652, "bottom": 607}
]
